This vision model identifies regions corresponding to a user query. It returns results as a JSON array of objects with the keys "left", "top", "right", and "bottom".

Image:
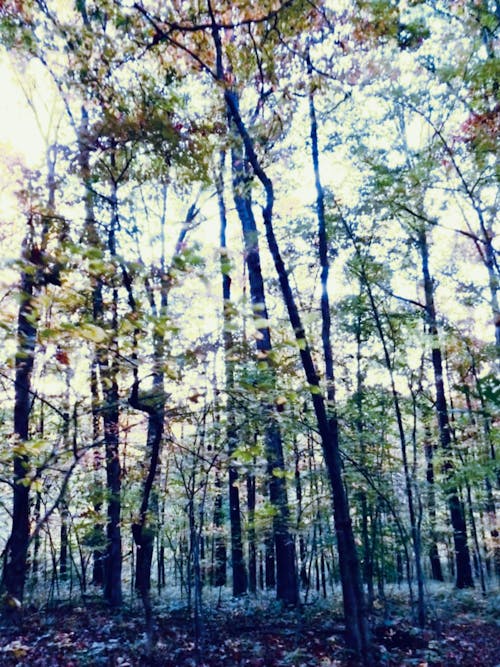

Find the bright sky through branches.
[{"left": 0, "top": 50, "right": 45, "bottom": 168}]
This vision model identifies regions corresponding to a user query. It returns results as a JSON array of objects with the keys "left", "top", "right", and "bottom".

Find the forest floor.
[{"left": 0, "top": 587, "right": 499, "bottom": 666}]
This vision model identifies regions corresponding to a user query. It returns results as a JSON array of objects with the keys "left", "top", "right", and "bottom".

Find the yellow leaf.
[
  {"left": 2, "top": 596, "right": 22, "bottom": 610},
  {"left": 253, "top": 317, "right": 271, "bottom": 329},
  {"left": 252, "top": 302, "right": 266, "bottom": 312},
  {"left": 80, "top": 323, "right": 107, "bottom": 343},
  {"left": 31, "top": 478, "right": 43, "bottom": 493}
]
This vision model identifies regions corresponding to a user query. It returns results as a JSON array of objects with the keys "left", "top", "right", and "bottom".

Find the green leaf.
[{"left": 296, "top": 338, "right": 307, "bottom": 350}]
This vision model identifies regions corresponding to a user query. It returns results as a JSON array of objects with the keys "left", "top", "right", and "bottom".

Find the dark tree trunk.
[
  {"left": 102, "top": 374, "right": 122, "bottom": 607},
  {"left": 354, "top": 298, "right": 374, "bottom": 609},
  {"left": 90, "top": 361, "right": 105, "bottom": 587},
  {"left": 126, "top": 187, "right": 194, "bottom": 640},
  {"left": 364, "top": 280, "right": 425, "bottom": 625},
  {"left": 222, "top": 85, "right": 371, "bottom": 664},
  {"left": 230, "top": 116, "right": 298, "bottom": 606},
  {"left": 213, "top": 471, "right": 227, "bottom": 587},
  {"left": 215, "top": 153, "right": 247, "bottom": 596},
  {"left": 60, "top": 501, "right": 69, "bottom": 581},
  {"left": 293, "top": 438, "right": 309, "bottom": 589},
  {"left": 228, "top": 453, "right": 247, "bottom": 595},
  {"left": 2, "top": 263, "right": 35, "bottom": 606},
  {"left": 101, "top": 177, "right": 122, "bottom": 608},
  {"left": 32, "top": 491, "right": 42, "bottom": 581},
  {"left": 3, "top": 146, "right": 58, "bottom": 608},
  {"left": 130, "top": 413, "right": 163, "bottom": 597},
  {"left": 247, "top": 470, "right": 257, "bottom": 594},
  {"left": 265, "top": 532, "right": 276, "bottom": 589},
  {"left": 419, "top": 227, "right": 474, "bottom": 589},
  {"left": 424, "top": 428, "right": 444, "bottom": 581},
  {"left": 79, "top": 109, "right": 106, "bottom": 589}
]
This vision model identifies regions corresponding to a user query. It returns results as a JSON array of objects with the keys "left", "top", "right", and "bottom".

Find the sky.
[{"left": 0, "top": 49, "right": 46, "bottom": 168}]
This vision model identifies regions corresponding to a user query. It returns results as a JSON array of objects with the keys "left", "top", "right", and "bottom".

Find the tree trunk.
[
  {"left": 230, "top": 121, "right": 298, "bottom": 606},
  {"left": 3, "top": 145, "right": 58, "bottom": 608},
  {"left": 366, "top": 283, "right": 425, "bottom": 624},
  {"left": 247, "top": 469, "right": 257, "bottom": 594},
  {"left": 126, "top": 187, "right": 195, "bottom": 639},
  {"left": 101, "top": 176, "right": 122, "bottom": 608},
  {"left": 59, "top": 501, "right": 69, "bottom": 581},
  {"left": 215, "top": 153, "right": 247, "bottom": 596},
  {"left": 2, "top": 255, "right": 35, "bottom": 606},
  {"left": 293, "top": 437, "right": 309, "bottom": 589},
  {"left": 419, "top": 227, "right": 474, "bottom": 589},
  {"left": 90, "top": 361, "right": 105, "bottom": 587},
  {"left": 222, "top": 85, "right": 371, "bottom": 664},
  {"left": 212, "top": 470, "right": 227, "bottom": 587},
  {"left": 79, "top": 108, "right": 106, "bottom": 589},
  {"left": 354, "top": 299, "right": 374, "bottom": 609},
  {"left": 424, "top": 427, "right": 444, "bottom": 581}
]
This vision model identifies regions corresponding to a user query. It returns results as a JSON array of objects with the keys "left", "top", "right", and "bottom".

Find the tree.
[
  {"left": 2, "top": 147, "right": 62, "bottom": 608},
  {"left": 215, "top": 151, "right": 247, "bottom": 596}
]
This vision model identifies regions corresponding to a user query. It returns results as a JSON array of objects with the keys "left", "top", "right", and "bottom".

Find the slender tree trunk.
[
  {"left": 354, "top": 300, "right": 374, "bottom": 609},
  {"left": 78, "top": 109, "right": 107, "bottom": 588},
  {"left": 484, "top": 228, "right": 500, "bottom": 357},
  {"left": 90, "top": 361, "right": 105, "bottom": 586},
  {"left": 293, "top": 437, "right": 308, "bottom": 589},
  {"left": 102, "top": 359, "right": 122, "bottom": 607},
  {"left": 456, "top": 376, "right": 488, "bottom": 592},
  {"left": 310, "top": 52, "right": 376, "bottom": 615},
  {"left": 127, "top": 189, "right": 198, "bottom": 640},
  {"left": 424, "top": 426, "right": 444, "bottom": 581},
  {"left": 230, "top": 120, "right": 298, "bottom": 605},
  {"left": 101, "top": 175, "right": 122, "bottom": 608},
  {"left": 2, "top": 256, "right": 36, "bottom": 606},
  {"left": 352, "top": 258, "right": 425, "bottom": 625},
  {"left": 32, "top": 491, "right": 42, "bottom": 583},
  {"left": 59, "top": 501, "right": 69, "bottom": 581},
  {"left": 418, "top": 227, "right": 474, "bottom": 588},
  {"left": 221, "top": 84, "right": 371, "bottom": 663},
  {"left": 215, "top": 152, "right": 247, "bottom": 596},
  {"left": 3, "top": 146, "right": 58, "bottom": 608},
  {"left": 212, "top": 470, "right": 227, "bottom": 587},
  {"left": 247, "top": 469, "right": 257, "bottom": 594}
]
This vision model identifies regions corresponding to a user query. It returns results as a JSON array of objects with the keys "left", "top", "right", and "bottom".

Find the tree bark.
[
  {"left": 215, "top": 153, "right": 247, "bottom": 596},
  {"left": 212, "top": 470, "right": 227, "bottom": 587},
  {"left": 78, "top": 108, "right": 107, "bottom": 588},
  {"left": 418, "top": 227, "right": 474, "bottom": 589},
  {"left": 221, "top": 84, "right": 371, "bottom": 664},
  {"left": 247, "top": 469, "right": 257, "bottom": 594},
  {"left": 424, "top": 426, "right": 444, "bottom": 581},
  {"left": 230, "top": 117, "right": 298, "bottom": 606},
  {"left": 2, "top": 256, "right": 36, "bottom": 606},
  {"left": 3, "top": 146, "right": 58, "bottom": 608},
  {"left": 101, "top": 175, "right": 122, "bottom": 608}
]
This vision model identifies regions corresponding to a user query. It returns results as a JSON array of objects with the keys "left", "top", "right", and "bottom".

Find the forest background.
[{"left": 0, "top": 0, "right": 498, "bottom": 665}]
